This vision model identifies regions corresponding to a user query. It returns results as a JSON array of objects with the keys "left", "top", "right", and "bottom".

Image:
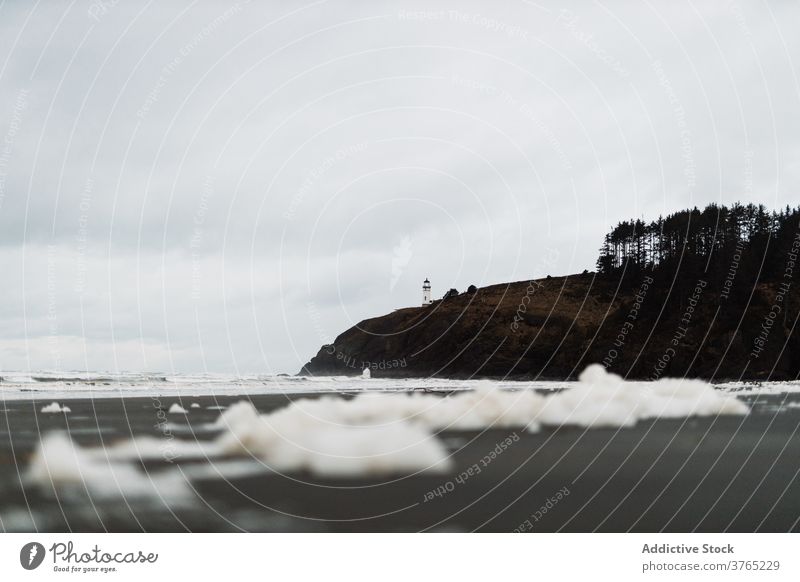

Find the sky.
[{"left": 0, "top": 0, "right": 798, "bottom": 374}]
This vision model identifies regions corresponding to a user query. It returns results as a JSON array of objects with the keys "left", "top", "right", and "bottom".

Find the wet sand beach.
[{"left": 1, "top": 392, "right": 799, "bottom": 532}]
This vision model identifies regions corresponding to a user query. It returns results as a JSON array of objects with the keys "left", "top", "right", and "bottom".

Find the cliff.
[{"left": 300, "top": 272, "right": 800, "bottom": 381}]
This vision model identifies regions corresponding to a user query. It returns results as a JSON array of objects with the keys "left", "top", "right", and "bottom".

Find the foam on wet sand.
[
  {"left": 27, "top": 433, "right": 187, "bottom": 499},
  {"left": 40, "top": 402, "right": 71, "bottom": 414},
  {"left": 26, "top": 365, "right": 749, "bottom": 495}
]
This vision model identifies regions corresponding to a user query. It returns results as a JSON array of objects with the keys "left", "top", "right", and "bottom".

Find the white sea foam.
[
  {"left": 27, "top": 433, "right": 187, "bottom": 499},
  {"left": 204, "top": 365, "right": 746, "bottom": 476},
  {"left": 25, "top": 365, "right": 750, "bottom": 484},
  {"left": 240, "top": 365, "right": 746, "bottom": 434},
  {"left": 3, "top": 373, "right": 36, "bottom": 383},
  {"left": 535, "top": 365, "right": 748, "bottom": 427},
  {"left": 716, "top": 381, "right": 800, "bottom": 396},
  {"left": 83, "top": 399, "right": 449, "bottom": 477},
  {"left": 40, "top": 402, "right": 71, "bottom": 414},
  {"left": 277, "top": 386, "right": 545, "bottom": 432},
  {"left": 213, "top": 400, "right": 450, "bottom": 476},
  {"left": 168, "top": 403, "right": 188, "bottom": 414}
]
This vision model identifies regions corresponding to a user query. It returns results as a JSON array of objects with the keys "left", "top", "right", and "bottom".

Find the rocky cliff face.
[{"left": 300, "top": 273, "right": 799, "bottom": 381}]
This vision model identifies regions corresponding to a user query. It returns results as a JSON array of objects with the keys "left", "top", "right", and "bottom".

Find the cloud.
[{"left": 0, "top": 0, "right": 797, "bottom": 372}]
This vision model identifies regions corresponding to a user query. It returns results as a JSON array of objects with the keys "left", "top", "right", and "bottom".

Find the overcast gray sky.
[{"left": 0, "top": 0, "right": 798, "bottom": 374}]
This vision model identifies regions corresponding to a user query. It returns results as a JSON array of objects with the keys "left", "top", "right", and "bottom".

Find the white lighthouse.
[{"left": 422, "top": 278, "right": 432, "bottom": 305}]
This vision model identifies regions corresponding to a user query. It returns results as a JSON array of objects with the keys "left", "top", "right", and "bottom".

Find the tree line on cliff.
[
  {"left": 596, "top": 202, "right": 800, "bottom": 289},
  {"left": 589, "top": 202, "right": 800, "bottom": 378}
]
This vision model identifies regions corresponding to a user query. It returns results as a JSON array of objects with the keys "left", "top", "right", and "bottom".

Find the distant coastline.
[
  {"left": 302, "top": 204, "right": 800, "bottom": 382},
  {"left": 300, "top": 272, "right": 798, "bottom": 381}
]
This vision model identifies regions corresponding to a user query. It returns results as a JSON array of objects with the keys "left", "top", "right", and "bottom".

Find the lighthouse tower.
[{"left": 422, "top": 278, "right": 432, "bottom": 305}]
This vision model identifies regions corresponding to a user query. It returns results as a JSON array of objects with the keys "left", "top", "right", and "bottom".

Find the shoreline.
[
  {"left": 1, "top": 374, "right": 798, "bottom": 403},
  {"left": 296, "top": 371, "right": 795, "bottom": 383}
]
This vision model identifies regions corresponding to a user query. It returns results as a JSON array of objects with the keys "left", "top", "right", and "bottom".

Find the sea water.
[{"left": 1, "top": 369, "right": 798, "bottom": 400}]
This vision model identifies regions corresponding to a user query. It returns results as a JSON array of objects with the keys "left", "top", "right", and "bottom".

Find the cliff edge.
[{"left": 301, "top": 272, "right": 799, "bottom": 381}]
